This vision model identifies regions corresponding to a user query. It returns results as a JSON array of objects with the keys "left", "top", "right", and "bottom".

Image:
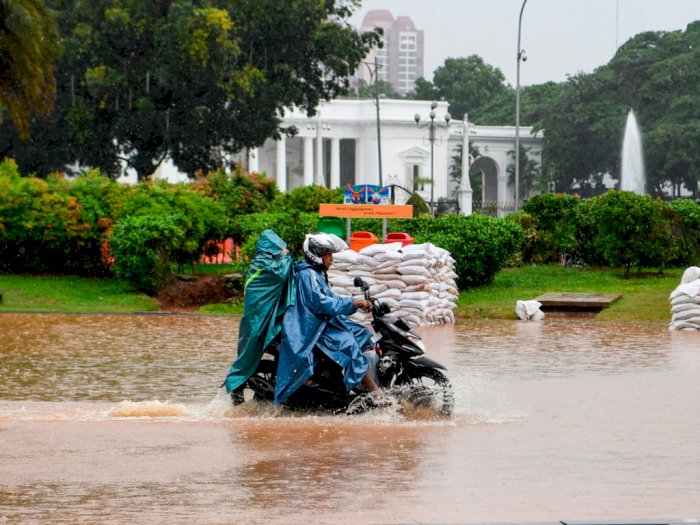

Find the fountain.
[{"left": 620, "top": 109, "right": 646, "bottom": 194}]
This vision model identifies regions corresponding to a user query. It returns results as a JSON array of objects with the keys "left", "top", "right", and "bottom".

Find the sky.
[{"left": 349, "top": 0, "right": 700, "bottom": 87}]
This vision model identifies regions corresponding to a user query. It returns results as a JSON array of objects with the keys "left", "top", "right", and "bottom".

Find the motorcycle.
[{"left": 239, "top": 276, "right": 454, "bottom": 416}]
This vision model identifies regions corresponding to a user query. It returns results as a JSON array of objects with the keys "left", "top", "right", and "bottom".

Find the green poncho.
[{"left": 223, "top": 230, "right": 295, "bottom": 393}]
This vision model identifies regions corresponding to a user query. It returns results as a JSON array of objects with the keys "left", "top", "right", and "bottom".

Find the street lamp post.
[
  {"left": 515, "top": 0, "right": 528, "bottom": 212},
  {"left": 361, "top": 56, "right": 383, "bottom": 187},
  {"left": 415, "top": 101, "right": 451, "bottom": 215}
]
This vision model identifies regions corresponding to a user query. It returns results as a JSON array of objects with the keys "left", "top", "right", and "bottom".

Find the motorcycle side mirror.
[{"left": 353, "top": 276, "right": 369, "bottom": 291}]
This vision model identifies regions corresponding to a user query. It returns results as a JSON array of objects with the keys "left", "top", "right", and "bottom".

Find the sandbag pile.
[
  {"left": 668, "top": 266, "right": 700, "bottom": 331},
  {"left": 328, "top": 242, "right": 459, "bottom": 327}
]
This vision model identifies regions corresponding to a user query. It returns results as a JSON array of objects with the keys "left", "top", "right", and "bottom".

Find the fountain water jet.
[{"left": 620, "top": 109, "right": 645, "bottom": 194}]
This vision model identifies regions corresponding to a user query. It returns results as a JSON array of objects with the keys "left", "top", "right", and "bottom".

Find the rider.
[{"left": 274, "top": 232, "right": 380, "bottom": 405}]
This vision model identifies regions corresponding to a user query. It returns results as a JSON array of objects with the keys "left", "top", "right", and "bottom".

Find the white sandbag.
[
  {"left": 368, "top": 284, "right": 388, "bottom": 296},
  {"left": 670, "top": 294, "right": 700, "bottom": 307},
  {"left": 378, "top": 297, "right": 400, "bottom": 309},
  {"left": 671, "top": 308, "right": 700, "bottom": 321},
  {"left": 515, "top": 299, "right": 545, "bottom": 321},
  {"left": 359, "top": 242, "right": 402, "bottom": 256},
  {"left": 669, "top": 320, "right": 700, "bottom": 330},
  {"left": 671, "top": 302, "right": 700, "bottom": 313},
  {"left": 373, "top": 252, "right": 404, "bottom": 263},
  {"left": 333, "top": 249, "right": 359, "bottom": 263},
  {"left": 328, "top": 274, "right": 355, "bottom": 287},
  {"left": 382, "top": 279, "right": 408, "bottom": 290},
  {"left": 404, "top": 283, "right": 430, "bottom": 292},
  {"left": 331, "top": 287, "right": 352, "bottom": 296},
  {"left": 401, "top": 291, "right": 431, "bottom": 301},
  {"left": 669, "top": 280, "right": 700, "bottom": 300},
  {"left": 402, "top": 252, "right": 427, "bottom": 262},
  {"left": 399, "top": 298, "right": 430, "bottom": 310},
  {"left": 681, "top": 266, "right": 700, "bottom": 284},
  {"left": 398, "top": 258, "right": 431, "bottom": 269},
  {"left": 356, "top": 254, "right": 380, "bottom": 267},
  {"left": 399, "top": 274, "right": 428, "bottom": 285},
  {"left": 375, "top": 288, "right": 402, "bottom": 299},
  {"left": 374, "top": 273, "right": 402, "bottom": 282},
  {"left": 397, "top": 265, "right": 432, "bottom": 278},
  {"left": 374, "top": 264, "right": 399, "bottom": 275}
]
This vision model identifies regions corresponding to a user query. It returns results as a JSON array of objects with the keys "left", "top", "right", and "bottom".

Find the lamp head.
[
  {"left": 414, "top": 113, "right": 420, "bottom": 124},
  {"left": 445, "top": 113, "right": 451, "bottom": 123},
  {"left": 430, "top": 100, "right": 438, "bottom": 110}
]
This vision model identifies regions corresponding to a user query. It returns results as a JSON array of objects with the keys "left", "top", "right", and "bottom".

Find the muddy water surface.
[{"left": 1, "top": 313, "right": 698, "bottom": 524}]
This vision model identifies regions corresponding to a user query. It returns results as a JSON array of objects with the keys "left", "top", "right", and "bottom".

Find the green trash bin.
[{"left": 317, "top": 216, "right": 346, "bottom": 239}]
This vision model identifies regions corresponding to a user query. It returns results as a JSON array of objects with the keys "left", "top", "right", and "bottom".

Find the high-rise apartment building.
[{"left": 356, "top": 10, "right": 424, "bottom": 96}]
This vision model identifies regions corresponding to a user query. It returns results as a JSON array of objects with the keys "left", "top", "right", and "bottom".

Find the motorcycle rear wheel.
[{"left": 399, "top": 368, "right": 454, "bottom": 417}]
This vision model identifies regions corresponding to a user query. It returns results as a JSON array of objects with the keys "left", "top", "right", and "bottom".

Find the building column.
[
  {"left": 314, "top": 119, "right": 324, "bottom": 186},
  {"left": 497, "top": 174, "right": 508, "bottom": 218},
  {"left": 276, "top": 135, "right": 287, "bottom": 192},
  {"left": 330, "top": 138, "right": 340, "bottom": 189},
  {"left": 303, "top": 136, "right": 314, "bottom": 186},
  {"left": 458, "top": 114, "right": 473, "bottom": 216},
  {"left": 247, "top": 147, "right": 259, "bottom": 173}
]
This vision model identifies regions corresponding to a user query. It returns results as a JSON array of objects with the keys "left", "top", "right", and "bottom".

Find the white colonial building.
[
  {"left": 149, "top": 98, "right": 543, "bottom": 216},
  {"left": 247, "top": 98, "right": 543, "bottom": 216}
]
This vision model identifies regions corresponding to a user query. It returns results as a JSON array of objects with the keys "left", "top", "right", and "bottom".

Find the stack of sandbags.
[
  {"left": 328, "top": 241, "right": 459, "bottom": 327},
  {"left": 668, "top": 266, "right": 700, "bottom": 331}
]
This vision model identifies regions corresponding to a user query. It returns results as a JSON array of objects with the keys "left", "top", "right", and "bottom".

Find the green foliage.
[
  {"left": 120, "top": 180, "right": 229, "bottom": 270},
  {"left": 191, "top": 166, "right": 279, "bottom": 216},
  {"left": 110, "top": 214, "right": 184, "bottom": 294},
  {"left": 585, "top": 191, "right": 673, "bottom": 276},
  {"left": 1, "top": 0, "right": 380, "bottom": 179},
  {"left": 0, "top": 0, "right": 62, "bottom": 138},
  {"left": 387, "top": 214, "right": 523, "bottom": 288},
  {"left": 520, "top": 193, "right": 581, "bottom": 264},
  {"left": 406, "top": 193, "right": 430, "bottom": 217},
  {"left": 0, "top": 166, "right": 111, "bottom": 274},
  {"left": 230, "top": 211, "right": 318, "bottom": 260},
  {"left": 269, "top": 185, "right": 343, "bottom": 213},
  {"left": 667, "top": 198, "right": 700, "bottom": 265}
]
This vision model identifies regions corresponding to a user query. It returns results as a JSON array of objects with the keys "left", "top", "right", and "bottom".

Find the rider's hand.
[{"left": 353, "top": 299, "right": 371, "bottom": 312}]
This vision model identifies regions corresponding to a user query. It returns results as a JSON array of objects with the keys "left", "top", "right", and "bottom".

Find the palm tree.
[{"left": 0, "top": 0, "right": 61, "bottom": 138}]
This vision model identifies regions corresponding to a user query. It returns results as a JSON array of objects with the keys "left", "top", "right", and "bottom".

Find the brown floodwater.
[{"left": 0, "top": 313, "right": 698, "bottom": 524}]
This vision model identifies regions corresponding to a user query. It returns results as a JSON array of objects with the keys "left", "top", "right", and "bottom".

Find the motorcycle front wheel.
[{"left": 398, "top": 368, "right": 454, "bottom": 417}]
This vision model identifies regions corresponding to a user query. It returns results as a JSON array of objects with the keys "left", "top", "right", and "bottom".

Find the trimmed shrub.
[
  {"left": 110, "top": 214, "right": 184, "bottom": 294},
  {"left": 667, "top": 198, "right": 700, "bottom": 266},
  {"left": 585, "top": 191, "right": 673, "bottom": 276},
  {"left": 521, "top": 193, "right": 582, "bottom": 264}
]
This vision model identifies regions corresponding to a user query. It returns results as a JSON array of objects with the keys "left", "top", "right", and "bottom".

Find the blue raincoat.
[{"left": 274, "top": 260, "right": 373, "bottom": 404}]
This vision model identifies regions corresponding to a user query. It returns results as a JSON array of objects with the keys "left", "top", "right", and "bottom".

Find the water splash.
[{"left": 620, "top": 109, "right": 646, "bottom": 194}]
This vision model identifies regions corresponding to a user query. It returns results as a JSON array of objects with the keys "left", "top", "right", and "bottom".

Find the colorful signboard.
[{"left": 344, "top": 184, "right": 391, "bottom": 205}]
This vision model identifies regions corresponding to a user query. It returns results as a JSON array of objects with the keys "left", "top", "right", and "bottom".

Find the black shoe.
[{"left": 230, "top": 387, "right": 244, "bottom": 406}]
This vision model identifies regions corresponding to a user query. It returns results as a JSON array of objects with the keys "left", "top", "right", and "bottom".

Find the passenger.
[{"left": 274, "top": 233, "right": 380, "bottom": 405}]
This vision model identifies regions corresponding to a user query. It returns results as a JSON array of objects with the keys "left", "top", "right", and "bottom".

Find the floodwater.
[{"left": 0, "top": 313, "right": 698, "bottom": 525}]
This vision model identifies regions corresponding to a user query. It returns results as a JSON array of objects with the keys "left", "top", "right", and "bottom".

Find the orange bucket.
[{"left": 349, "top": 231, "right": 379, "bottom": 252}]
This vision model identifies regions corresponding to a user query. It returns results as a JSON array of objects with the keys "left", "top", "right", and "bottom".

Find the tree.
[
  {"left": 353, "top": 79, "right": 401, "bottom": 99},
  {"left": 431, "top": 56, "right": 509, "bottom": 122},
  {"left": 507, "top": 144, "right": 542, "bottom": 200},
  {"left": 0, "top": 0, "right": 61, "bottom": 138},
  {"left": 1, "top": 0, "right": 380, "bottom": 180}
]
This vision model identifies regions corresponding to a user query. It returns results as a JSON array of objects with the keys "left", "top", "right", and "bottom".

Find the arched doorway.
[{"left": 472, "top": 155, "right": 500, "bottom": 215}]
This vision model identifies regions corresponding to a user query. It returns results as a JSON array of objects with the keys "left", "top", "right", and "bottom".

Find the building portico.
[{"left": 254, "top": 98, "right": 543, "bottom": 216}]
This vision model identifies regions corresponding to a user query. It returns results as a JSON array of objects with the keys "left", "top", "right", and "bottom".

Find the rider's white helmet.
[{"left": 303, "top": 233, "right": 348, "bottom": 265}]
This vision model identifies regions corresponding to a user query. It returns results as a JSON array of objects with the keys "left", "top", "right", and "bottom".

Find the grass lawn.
[
  {"left": 0, "top": 274, "right": 159, "bottom": 313},
  {"left": 457, "top": 265, "right": 683, "bottom": 324},
  {"left": 0, "top": 265, "right": 684, "bottom": 323}
]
